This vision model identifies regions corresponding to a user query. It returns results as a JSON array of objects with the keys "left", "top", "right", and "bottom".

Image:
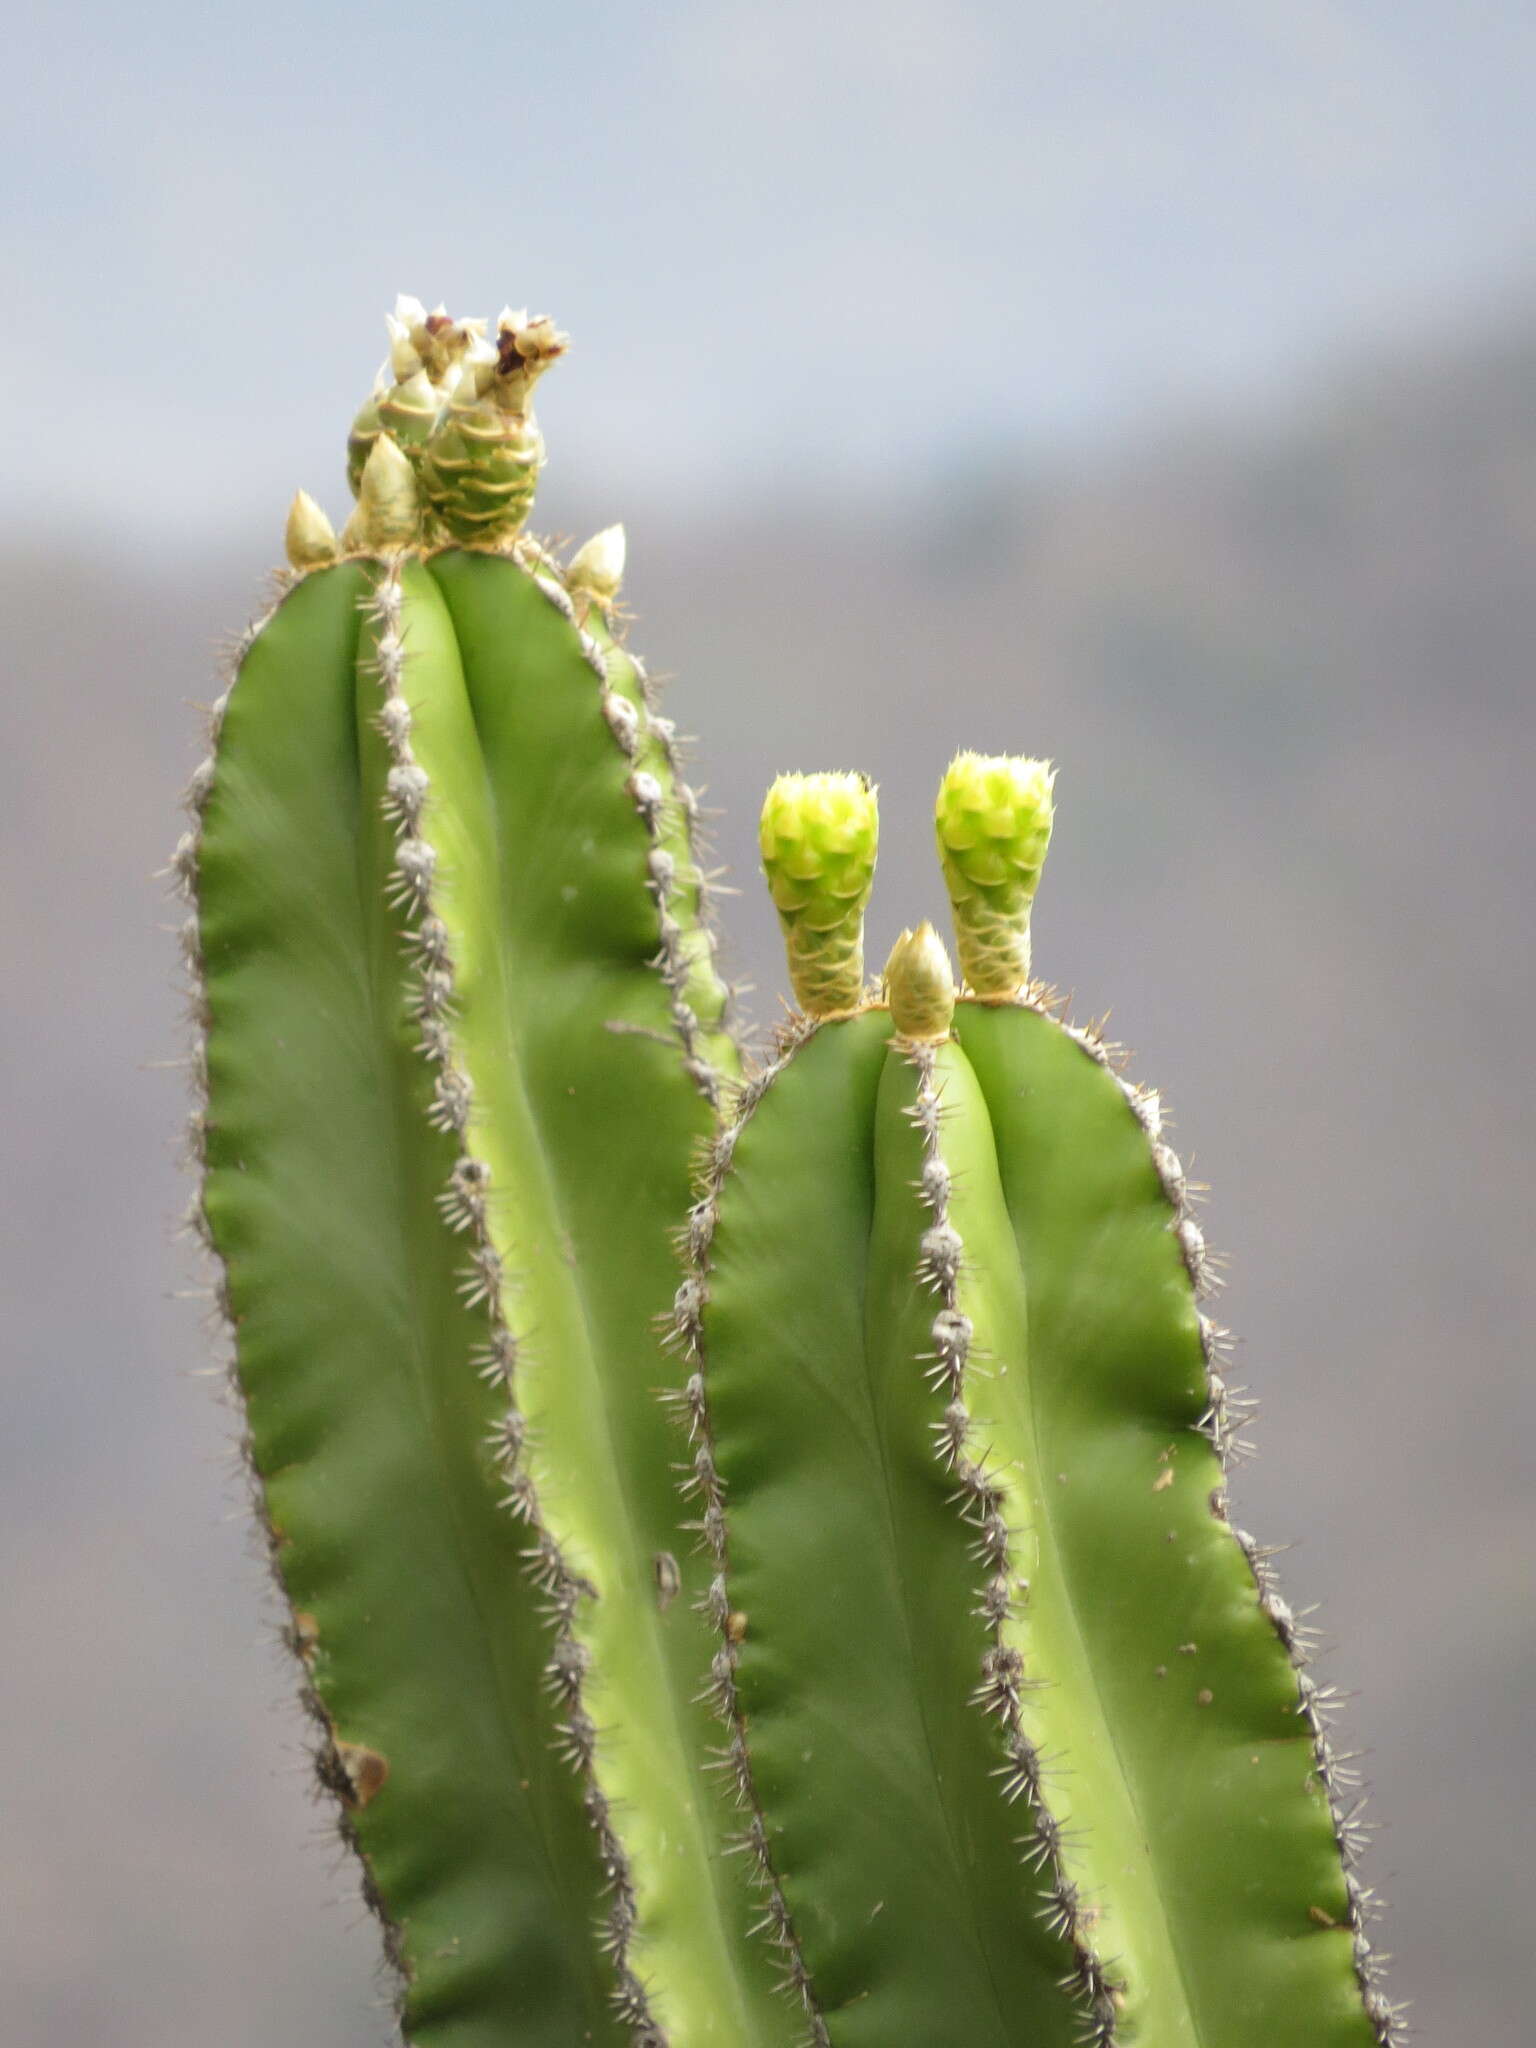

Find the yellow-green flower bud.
[
  {"left": 884, "top": 923, "right": 956, "bottom": 1040},
  {"left": 759, "top": 772, "right": 878, "bottom": 1017},
  {"left": 935, "top": 753, "right": 1055, "bottom": 995},
  {"left": 284, "top": 490, "right": 338, "bottom": 571}
]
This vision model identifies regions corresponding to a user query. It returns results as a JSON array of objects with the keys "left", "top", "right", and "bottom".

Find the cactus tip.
[{"left": 884, "top": 922, "right": 956, "bottom": 1040}]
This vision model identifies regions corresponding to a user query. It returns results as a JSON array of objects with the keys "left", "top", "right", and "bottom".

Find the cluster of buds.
[
  {"left": 284, "top": 294, "right": 577, "bottom": 567},
  {"left": 760, "top": 754, "right": 1056, "bottom": 1031}
]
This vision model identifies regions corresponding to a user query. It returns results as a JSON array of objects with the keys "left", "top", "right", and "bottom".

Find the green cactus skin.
[
  {"left": 676, "top": 993, "right": 1398, "bottom": 2046},
  {"left": 183, "top": 544, "right": 795, "bottom": 2044}
]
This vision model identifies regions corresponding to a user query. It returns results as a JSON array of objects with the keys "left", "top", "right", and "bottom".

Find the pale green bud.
[
  {"left": 285, "top": 490, "right": 338, "bottom": 571},
  {"left": 567, "top": 524, "right": 626, "bottom": 607},
  {"left": 385, "top": 316, "right": 424, "bottom": 383},
  {"left": 884, "top": 923, "right": 956, "bottom": 1040},
  {"left": 342, "top": 434, "right": 419, "bottom": 553}
]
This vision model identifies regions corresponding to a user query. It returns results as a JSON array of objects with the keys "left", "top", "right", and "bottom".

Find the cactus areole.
[{"left": 178, "top": 296, "right": 1400, "bottom": 2046}]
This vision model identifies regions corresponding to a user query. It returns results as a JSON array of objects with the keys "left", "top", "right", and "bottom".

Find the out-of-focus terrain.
[{"left": 3, "top": 310, "right": 1533, "bottom": 2044}]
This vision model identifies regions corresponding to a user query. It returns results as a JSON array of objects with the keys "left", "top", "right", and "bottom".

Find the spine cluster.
[{"left": 905, "top": 1039, "right": 1120, "bottom": 2048}]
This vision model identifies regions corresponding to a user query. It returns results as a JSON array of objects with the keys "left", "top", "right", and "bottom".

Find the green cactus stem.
[
  {"left": 181, "top": 301, "right": 802, "bottom": 2046},
  {"left": 759, "top": 771, "right": 878, "bottom": 1015},
  {"left": 672, "top": 760, "right": 1398, "bottom": 2046}
]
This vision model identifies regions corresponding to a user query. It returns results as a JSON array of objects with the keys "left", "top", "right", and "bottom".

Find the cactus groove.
[{"left": 181, "top": 299, "right": 1399, "bottom": 2047}]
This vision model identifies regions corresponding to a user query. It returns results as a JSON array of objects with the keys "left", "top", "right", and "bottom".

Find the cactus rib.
[
  {"left": 187, "top": 562, "right": 623, "bottom": 2042},
  {"left": 366, "top": 561, "right": 665, "bottom": 2025},
  {"left": 679, "top": 1011, "right": 1091, "bottom": 2046},
  {"left": 187, "top": 525, "right": 794, "bottom": 2040},
  {"left": 903, "top": 1038, "right": 1120, "bottom": 2045},
  {"left": 673, "top": 1014, "right": 833, "bottom": 2047}
]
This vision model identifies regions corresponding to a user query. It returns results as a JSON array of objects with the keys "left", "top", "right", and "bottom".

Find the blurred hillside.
[{"left": 3, "top": 308, "right": 1534, "bottom": 2043}]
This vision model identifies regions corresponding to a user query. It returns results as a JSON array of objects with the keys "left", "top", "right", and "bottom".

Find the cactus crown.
[{"left": 334, "top": 294, "right": 570, "bottom": 554}]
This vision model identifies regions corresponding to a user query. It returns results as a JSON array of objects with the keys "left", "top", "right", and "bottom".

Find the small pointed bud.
[
  {"left": 349, "top": 433, "right": 419, "bottom": 551},
  {"left": 760, "top": 772, "right": 878, "bottom": 1016},
  {"left": 451, "top": 352, "right": 497, "bottom": 403},
  {"left": 935, "top": 753, "right": 1055, "bottom": 995},
  {"left": 393, "top": 292, "right": 428, "bottom": 331},
  {"left": 285, "top": 489, "right": 338, "bottom": 570},
  {"left": 885, "top": 923, "right": 956, "bottom": 1039},
  {"left": 567, "top": 524, "right": 626, "bottom": 606},
  {"left": 385, "top": 316, "right": 423, "bottom": 383}
]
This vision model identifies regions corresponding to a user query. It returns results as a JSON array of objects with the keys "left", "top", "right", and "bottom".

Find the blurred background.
[{"left": 4, "top": 3, "right": 1534, "bottom": 2040}]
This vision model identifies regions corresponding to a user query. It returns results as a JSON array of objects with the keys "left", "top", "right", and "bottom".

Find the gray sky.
[{"left": 7, "top": 0, "right": 1536, "bottom": 545}]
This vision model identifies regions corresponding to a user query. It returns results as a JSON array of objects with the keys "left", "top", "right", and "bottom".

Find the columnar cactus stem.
[
  {"left": 184, "top": 298, "right": 798, "bottom": 2046},
  {"left": 672, "top": 758, "right": 1399, "bottom": 2045}
]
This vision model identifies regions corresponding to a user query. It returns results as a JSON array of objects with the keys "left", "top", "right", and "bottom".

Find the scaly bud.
[
  {"left": 884, "top": 923, "right": 956, "bottom": 1040},
  {"left": 567, "top": 525, "right": 626, "bottom": 609},
  {"left": 759, "top": 772, "right": 878, "bottom": 1017},
  {"left": 341, "top": 434, "right": 419, "bottom": 553},
  {"left": 935, "top": 753, "right": 1055, "bottom": 995},
  {"left": 285, "top": 490, "right": 338, "bottom": 571},
  {"left": 420, "top": 307, "right": 569, "bottom": 546}
]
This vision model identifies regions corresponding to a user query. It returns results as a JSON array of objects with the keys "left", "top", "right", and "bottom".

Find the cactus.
[
  {"left": 181, "top": 300, "right": 789, "bottom": 2046},
  {"left": 671, "top": 767, "right": 1399, "bottom": 2046},
  {"left": 179, "top": 301, "right": 1398, "bottom": 2046}
]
